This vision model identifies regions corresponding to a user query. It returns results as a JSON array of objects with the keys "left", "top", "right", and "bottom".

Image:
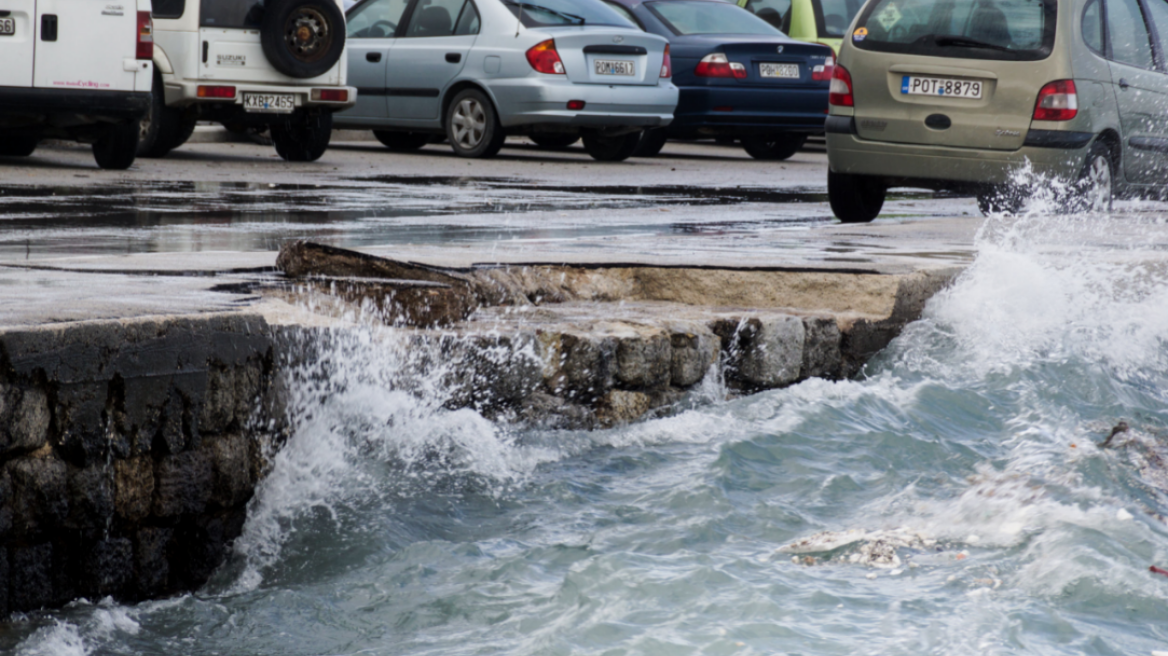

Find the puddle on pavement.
[{"left": 0, "top": 177, "right": 942, "bottom": 260}]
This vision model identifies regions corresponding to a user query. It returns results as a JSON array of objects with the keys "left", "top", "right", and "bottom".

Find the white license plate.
[
  {"left": 243, "top": 93, "right": 295, "bottom": 113},
  {"left": 595, "top": 59, "right": 635, "bottom": 76},
  {"left": 0, "top": 17, "right": 15, "bottom": 36},
  {"left": 760, "top": 62, "right": 799, "bottom": 79},
  {"left": 901, "top": 75, "right": 983, "bottom": 99}
]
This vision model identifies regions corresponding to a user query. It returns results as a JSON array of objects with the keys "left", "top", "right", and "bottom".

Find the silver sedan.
[{"left": 336, "top": 0, "right": 679, "bottom": 160}]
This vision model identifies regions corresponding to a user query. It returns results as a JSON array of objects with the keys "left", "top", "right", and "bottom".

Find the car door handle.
[
  {"left": 366, "top": 52, "right": 382, "bottom": 63},
  {"left": 1119, "top": 78, "right": 1130, "bottom": 89},
  {"left": 445, "top": 53, "right": 462, "bottom": 63},
  {"left": 40, "top": 14, "right": 57, "bottom": 41}
]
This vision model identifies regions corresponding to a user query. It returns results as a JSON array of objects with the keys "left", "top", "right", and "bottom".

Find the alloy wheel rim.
[
  {"left": 1087, "top": 155, "right": 1112, "bottom": 212},
  {"left": 451, "top": 99, "right": 486, "bottom": 150}
]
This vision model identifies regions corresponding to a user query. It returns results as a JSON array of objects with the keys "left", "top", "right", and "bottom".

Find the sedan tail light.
[
  {"left": 811, "top": 55, "right": 834, "bottom": 82},
  {"left": 660, "top": 44, "right": 672, "bottom": 78},
  {"left": 1033, "top": 79, "right": 1078, "bottom": 121},
  {"left": 828, "top": 63, "right": 853, "bottom": 106},
  {"left": 136, "top": 11, "right": 153, "bottom": 60},
  {"left": 526, "top": 39, "right": 565, "bottom": 75},
  {"left": 695, "top": 53, "right": 746, "bottom": 79}
]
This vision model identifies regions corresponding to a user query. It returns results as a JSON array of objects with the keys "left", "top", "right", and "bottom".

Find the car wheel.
[
  {"left": 139, "top": 71, "right": 196, "bottom": 158},
  {"left": 261, "top": 0, "right": 346, "bottom": 79},
  {"left": 742, "top": 133, "right": 806, "bottom": 161},
  {"left": 976, "top": 184, "right": 1027, "bottom": 216},
  {"left": 828, "top": 169, "right": 884, "bottom": 223},
  {"left": 93, "top": 120, "right": 140, "bottom": 170},
  {"left": 529, "top": 133, "right": 579, "bottom": 149},
  {"left": 374, "top": 130, "right": 431, "bottom": 151},
  {"left": 582, "top": 131, "right": 641, "bottom": 162},
  {"left": 445, "top": 89, "right": 505, "bottom": 158},
  {"left": 1067, "top": 142, "right": 1114, "bottom": 213},
  {"left": 0, "top": 132, "right": 39, "bottom": 157},
  {"left": 633, "top": 128, "right": 669, "bottom": 158},
  {"left": 272, "top": 111, "right": 333, "bottom": 162}
]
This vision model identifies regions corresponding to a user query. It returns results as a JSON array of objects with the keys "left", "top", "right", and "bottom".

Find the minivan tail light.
[
  {"left": 812, "top": 54, "right": 834, "bottom": 82},
  {"left": 1033, "top": 79, "right": 1078, "bottom": 121},
  {"left": 695, "top": 53, "right": 746, "bottom": 79},
  {"left": 829, "top": 63, "right": 852, "bottom": 106},
  {"left": 661, "top": 44, "right": 672, "bottom": 78},
  {"left": 526, "top": 39, "right": 565, "bottom": 75},
  {"left": 136, "top": 11, "right": 153, "bottom": 60}
]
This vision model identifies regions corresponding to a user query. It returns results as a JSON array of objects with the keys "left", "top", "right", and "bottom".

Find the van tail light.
[
  {"left": 1033, "top": 79, "right": 1078, "bottom": 121},
  {"left": 197, "top": 85, "right": 236, "bottom": 98},
  {"left": 829, "top": 63, "right": 853, "bottom": 106},
  {"left": 660, "top": 44, "right": 672, "bottom": 78},
  {"left": 695, "top": 53, "right": 746, "bottom": 79},
  {"left": 136, "top": 11, "right": 153, "bottom": 60},
  {"left": 526, "top": 39, "right": 565, "bottom": 75},
  {"left": 312, "top": 88, "right": 348, "bottom": 102},
  {"left": 811, "top": 54, "right": 834, "bottom": 82}
]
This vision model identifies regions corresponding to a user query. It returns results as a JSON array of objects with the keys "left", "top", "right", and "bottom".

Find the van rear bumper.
[{"left": 0, "top": 88, "right": 150, "bottom": 120}]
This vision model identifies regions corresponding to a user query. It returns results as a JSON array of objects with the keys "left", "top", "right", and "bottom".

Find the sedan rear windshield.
[
  {"left": 851, "top": 0, "right": 1056, "bottom": 61},
  {"left": 503, "top": 0, "right": 636, "bottom": 27},
  {"left": 647, "top": 0, "right": 781, "bottom": 35}
]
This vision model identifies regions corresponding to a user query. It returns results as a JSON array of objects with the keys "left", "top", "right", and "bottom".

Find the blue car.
[{"left": 600, "top": 0, "right": 832, "bottom": 159}]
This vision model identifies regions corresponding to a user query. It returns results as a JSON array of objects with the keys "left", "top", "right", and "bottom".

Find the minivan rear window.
[{"left": 851, "top": 0, "right": 1056, "bottom": 61}]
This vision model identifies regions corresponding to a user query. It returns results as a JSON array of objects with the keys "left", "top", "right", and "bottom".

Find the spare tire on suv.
[{"left": 261, "top": 0, "right": 346, "bottom": 79}]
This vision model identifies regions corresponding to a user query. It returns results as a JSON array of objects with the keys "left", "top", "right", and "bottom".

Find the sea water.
[{"left": 9, "top": 206, "right": 1168, "bottom": 655}]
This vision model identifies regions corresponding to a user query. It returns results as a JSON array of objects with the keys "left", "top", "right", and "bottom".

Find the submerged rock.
[{"left": 779, "top": 528, "right": 936, "bottom": 569}]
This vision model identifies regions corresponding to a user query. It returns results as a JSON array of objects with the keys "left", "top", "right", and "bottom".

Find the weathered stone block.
[
  {"left": 171, "top": 511, "right": 246, "bottom": 590},
  {"left": 0, "top": 383, "right": 50, "bottom": 457},
  {"left": 10, "top": 543, "right": 53, "bottom": 612},
  {"left": 201, "top": 359, "right": 262, "bottom": 435},
  {"left": 670, "top": 331, "right": 720, "bottom": 388},
  {"left": 153, "top": 450, "right": 213, "bottom": 518},
  {"left": 80, "top": 538, "right": 133, "bottom": 599},
  {"left": 55, "top": 381, "right": 109, "bottom": 466},
  {"left": 7, "top": 456, "right": 67, "bottom": 539},
  {"left": 66, "top": 464, "right": 114, "bottom": 530},
  {"left": 544, "top": 332, "right": 618, "bottom": 401},
  {"left": 441, "top": 333, "right": 543, "bottom": 410},
  {"left": 801, "top": 317, "right": 843, "bottom": 380},
  {"left": 0, "top": 467, "right": 12, "bottom": 536},
  {"left": 596, "top": 390, "right": 653, "bottom": 428},
  {"left": 0, "top": 547, "right": 8, "bottom": 617},
  {"left": 115, "top": 456, "right": 155, "bottom": 522},
  {"left": 716, "top": 316, "right": 805, "bottom": 389},
  {"left": 207, "top": 433, "right": 252, "bottom": 509},
  {"left": 516, "top": 392, "right": 594, "bottom": 430},
  {"left": 134, "top": 527, "right": 173, "bottom": 598},
  {"left": 615, "top": 330, "right": 671, "bottom": 390}
]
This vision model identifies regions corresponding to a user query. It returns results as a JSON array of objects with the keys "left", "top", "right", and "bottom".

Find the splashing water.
[{"left": 10, "top": 206, "right": 1168, "bottom": 655}]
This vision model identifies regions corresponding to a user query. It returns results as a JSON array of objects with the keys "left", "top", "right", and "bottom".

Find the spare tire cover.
[{"left": 261, "top": 0, "right": 346, "bottom": 79}]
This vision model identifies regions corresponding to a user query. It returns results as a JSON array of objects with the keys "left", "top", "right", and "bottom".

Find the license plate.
[
  {"left": 760, "top": 62, "right": 799, "bottom": 79},
  {"left": 595, "top": 59, "right": 635, "bottom": 76},
  {"left": 901, "top": 75, "right": 983, "bottom": 99},
  {"left": 0, "top": 17, "right": 15, "bottom": 36},
  {"left": 243, "top": 93, "right": 295, "bottom": 113}
]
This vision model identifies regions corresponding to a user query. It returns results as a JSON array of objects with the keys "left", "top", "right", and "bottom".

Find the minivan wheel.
[
  {"left": 828, "top": 170, "right": 884, "bottom": 223},
  {"left": 0, "top": 133, "right": 39, "bottom": 157},
  {"left": 374, "top": 131, "right": 431, "bottom": 151},
  {"left": 1067, "top": 143, "right": 1114, "bottom": 213},
  {"left": 742, "top": 134, "right": 806, "bottom": 161},
  {"left": 445, "top": 89, "right": 505, "bottom": 158},
  {"left": 92, "top": 120, "right": 140, "bottom": 170},
  {"left": 633, "top": 128, "right": 669, "bottom": 158},
  {"left": 583, "top": 131, "right": 641, "bottom": 162},
  {"left": 261, "top": 0, "right": 346, "bottom": 79},
  {"left": 529, "top": 133, "right": 579, "bottom": 149},
  {"left": 139, "top": 71, "right": 197, "bottom": 158},
  {"left": 976, "top": 185, "right": 1027, "bottom": 216},
  {"left": 272, "top": 111, "right": 332, "bottom": 161}
]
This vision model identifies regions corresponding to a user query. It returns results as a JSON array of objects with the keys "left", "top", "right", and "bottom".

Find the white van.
[
  {"left": 143, "top": 0, "right": 357, "bottom": 161},
  {"left": 0, "top": 0, "right": 154, "bottom": 169}
]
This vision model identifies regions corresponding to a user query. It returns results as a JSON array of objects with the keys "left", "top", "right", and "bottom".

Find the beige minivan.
[{"left": 826, "top": 0, "right": 1167, "bottom": 222}]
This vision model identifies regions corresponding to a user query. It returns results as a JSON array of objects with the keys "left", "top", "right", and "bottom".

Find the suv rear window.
[
  {"left": 851, "top": 0, "right": 1056, "bottom": 61},
  {"left": 201, "top": 0, "right": 263, "bottom": 27}
]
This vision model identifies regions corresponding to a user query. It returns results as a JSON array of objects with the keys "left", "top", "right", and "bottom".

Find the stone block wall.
[{"left": 0, "top": 314, "right": 273, "bottom": 615}]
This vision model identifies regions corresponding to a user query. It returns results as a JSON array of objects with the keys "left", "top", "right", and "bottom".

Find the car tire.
[
  {"left": 271, "top": 111, "right": 332, "bottom": 161},
  {"left": 261, "top": 0, "right": 346, "bottom": 79},
  {"left": 1066, "top": 141, "right": 1114, "bottom": 213},
  {"left": 374, "top": 130, "right": 431, "bottom": 151},
  {"left": 0, "top": 133, "right": 39, "bottom": 157},
  {"left": 976, "top": 185, "right": 1027, "bottom": 216},
  {"left": 828, "top": 169, "right": 884, "bottom": 223},
  {"left": 583, "top": 131, "right": 641, "bottom": 162},
  {"left": 92, "top": 120, "right": 140, "bottom": 170},
  {"left": 633, "top": 128, "right": 669, "bottom": 158},
  {"left": 528, "top": 133, "right": 579, "bottom": 149},
  {"left": 138, "top": 72, "right": 196, "bottom": 158},
  {"left": 742, "top": 133, "right": 806, "bottom": 161},
  {"left": 445, "top": 88, "right": 505, "bottom": 158}
]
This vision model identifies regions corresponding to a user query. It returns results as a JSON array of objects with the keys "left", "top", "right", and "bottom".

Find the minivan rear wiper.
[{"left": 932, "top": 34, "right": 1013, "bottom": 53}]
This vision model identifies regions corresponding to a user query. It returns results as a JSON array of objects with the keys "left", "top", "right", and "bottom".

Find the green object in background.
[{"left": 737, "top": 0, "right": 864, "bottom": 53}]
